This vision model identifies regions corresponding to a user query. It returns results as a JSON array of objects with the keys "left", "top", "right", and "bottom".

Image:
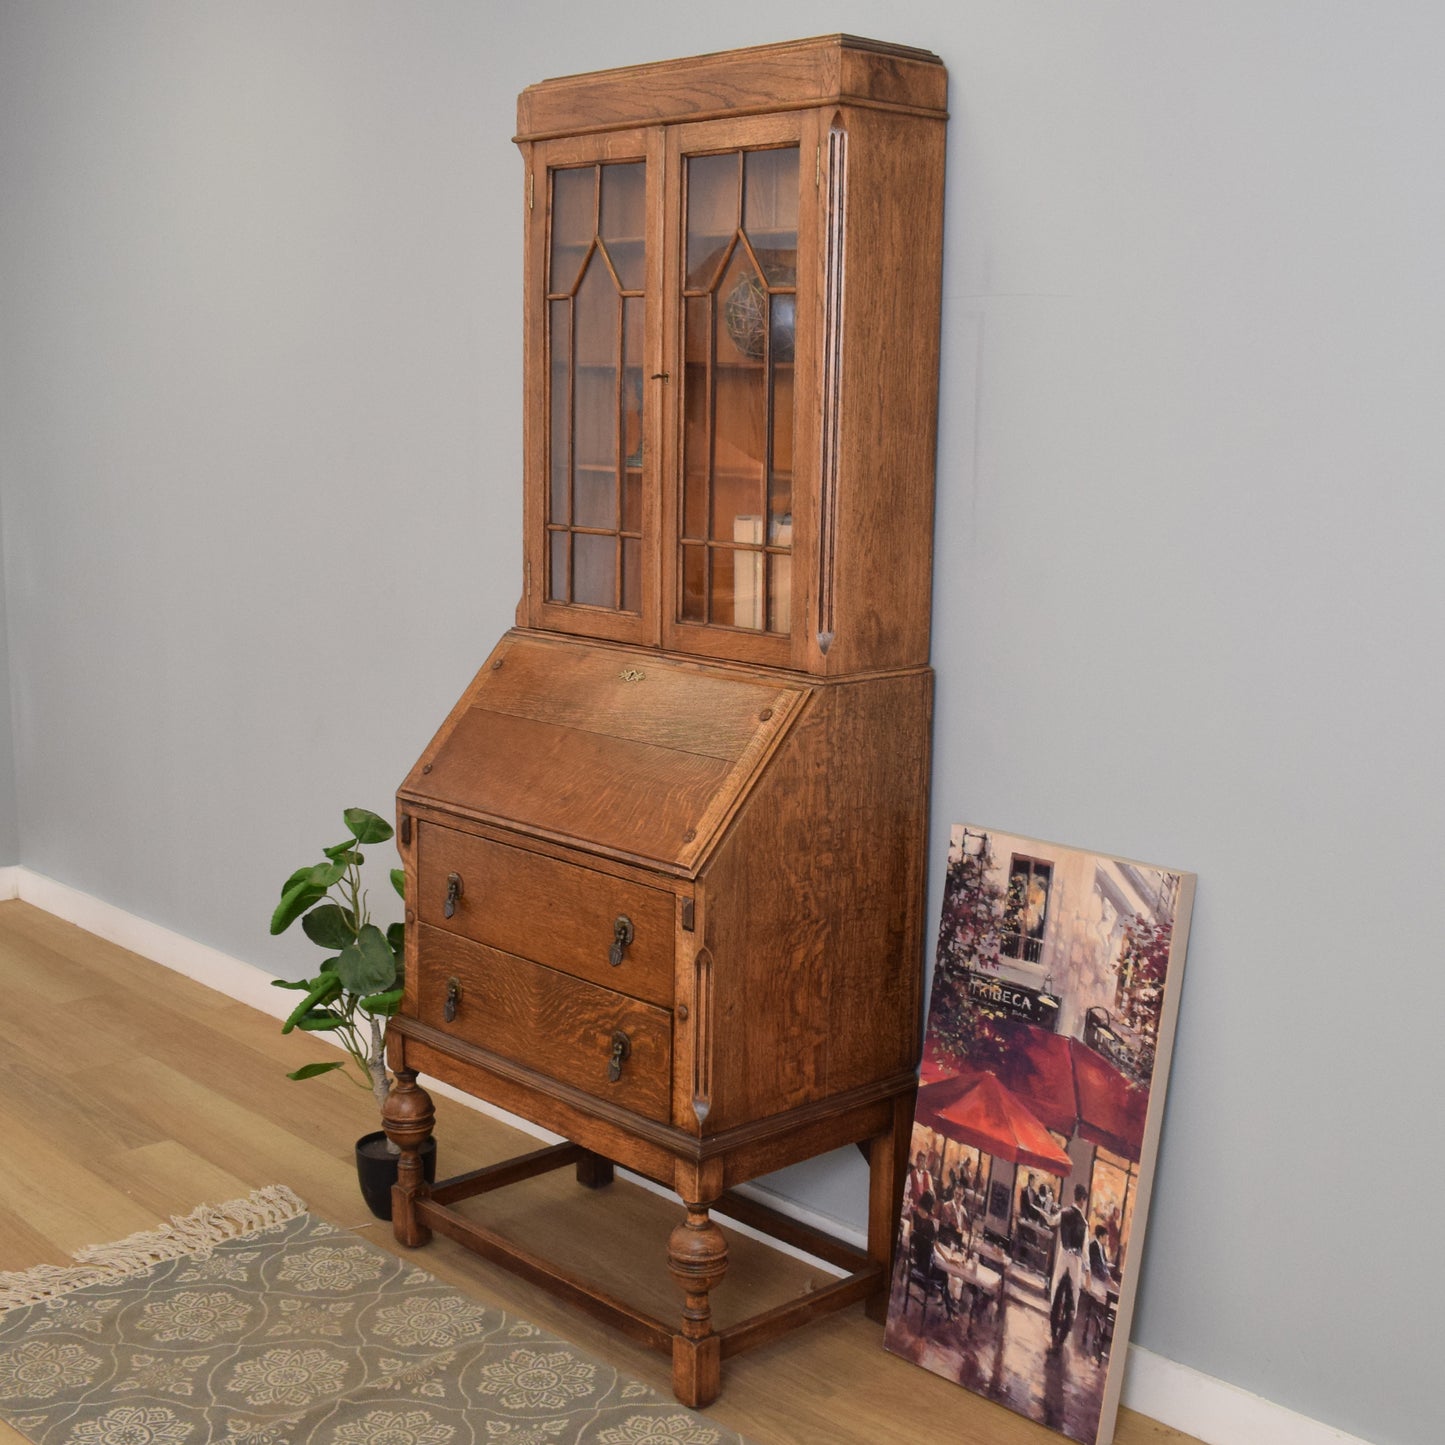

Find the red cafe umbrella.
[
  {"left": 919, "top": 1070, "right": 1072, "bottom": 1177},
  {"left": 981, "top": 1020, "right": 1148, "bottom": 1164}
]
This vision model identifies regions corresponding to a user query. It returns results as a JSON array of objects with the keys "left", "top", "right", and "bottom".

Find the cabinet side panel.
[
  {"left": 696, "top": 671, "right": 931, "bottom": 1131},
  {"left": 694, "top": 696, "right": 831, "bottom": 1132},
  {"left": 827, "top": 108, "right": 945, "bottom": 674},
  {"left": 820, "top": 669, "right": 931, "bottom": 1092}
]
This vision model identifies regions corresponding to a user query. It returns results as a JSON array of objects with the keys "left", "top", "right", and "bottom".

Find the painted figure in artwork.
[{"left": 1048, "top": 1184, "right": 1091, "bottom": 1351}]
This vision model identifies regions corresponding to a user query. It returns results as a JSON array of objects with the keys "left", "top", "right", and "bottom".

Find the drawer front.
[
  {"left": 416, "top": 924, "right": 672, "bottom": 1122},
  {"left": 417, "top": 824, "right": 674, "bottom": 1007}
]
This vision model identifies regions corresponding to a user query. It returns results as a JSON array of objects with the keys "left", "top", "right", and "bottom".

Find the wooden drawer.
[
  {"left": 416, "top": 925, "right": 672, "bottom": 1122},
  {"left": 416, "top": 823, "right": 674, "bottom": 1007}
]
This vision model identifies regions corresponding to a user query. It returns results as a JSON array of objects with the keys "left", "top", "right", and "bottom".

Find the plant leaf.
[
  {"left": 295, "top": 1013, "right": 347, "bottom": 1031},
  {"left": 333, "top": 925, "right": 399, "bottom": 996},
  {"left": 307, "top": 861, "right": 346, "bottom": 889},
  {"left": 302, "top": 903, "right": 356, "bottom": 950},
  {"left": 281, "top": 866, "right": 316, "bottom": 896},
  {"left": 360, "top": 986, "right": 404, "bottom": 1016},
  {"left": 386, "top": 921, "right": 405, "bottom": 958},
  {"left": 345, "top": 808, "right": 394, "bottom": 844},
  {"left": 271, "top": 976, "right": 313, "bottom": 991},
  {"left": 390, "top": 868, "right": 406, "bottom": 900},
  {"left": 271, "top": 881, "right": 326, "bottom": 935},
  {"left": 281, "top": 974, "right": 343, "bottom": 1032},
  {"left": 322, "top": 840, "right": 360, "bottom": 860},
  {"left": 287, "top": 1060, "right": 346, "bottom": 1081}
]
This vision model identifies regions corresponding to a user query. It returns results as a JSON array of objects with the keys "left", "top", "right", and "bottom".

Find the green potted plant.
[{"left": 269, "top": 806, "right": 434, "bottom": 1217}]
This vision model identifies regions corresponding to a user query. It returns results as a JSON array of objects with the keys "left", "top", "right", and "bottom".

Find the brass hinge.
[
  {"left": 528, "top": 171, "right": 534, "bottom": 210},
  {"left": 400, "top": 814, "right": 412, "bottom": 846},
  {"left": 816, "top": 145, "right": 822, "bottom": 188},
  {"left": 681, "top": 898, "right": 695, "bottom": 932}
]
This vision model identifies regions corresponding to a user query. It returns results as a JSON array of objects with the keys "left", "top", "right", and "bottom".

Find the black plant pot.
[{"left": 355, "top": 1130, "right": 437, "bottom": 1221}]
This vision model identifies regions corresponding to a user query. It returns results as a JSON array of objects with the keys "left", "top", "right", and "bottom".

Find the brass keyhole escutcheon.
[
  {"left": 444, "top": 976, "right": 461, "bottom": 1023},
  {"left": 608, "top": 1030, "right": 631, "bottom": 1083},
  {"left": 444, "top": 872, "right": 463, "bottom": 919},
  {"left": 609, "top": 915, "right": 634, "bottom": 967}
]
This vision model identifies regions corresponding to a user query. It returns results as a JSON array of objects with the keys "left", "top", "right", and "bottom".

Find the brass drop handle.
[
  {"left": 607, "top": 1030, "right": 631, "bottom": 1083},
  {"left": 444, "top": 976, "right": 461, "bottom": 1023},
  {"left": 444, "top": 872, "right": 463, "bottom": 919},
  {"left": 609, "top": 915, "right": 634, "bottom": 967}
]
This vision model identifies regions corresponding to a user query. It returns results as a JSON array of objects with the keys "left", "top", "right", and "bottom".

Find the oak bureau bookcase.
[{"left": 383, "top": 35, "right": 947, "bottom": 1407}]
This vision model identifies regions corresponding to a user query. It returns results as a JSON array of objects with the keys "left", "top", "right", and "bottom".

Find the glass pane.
[
  {"left": 549, "top": 299, "right": 570, "bottom": 524},
  {"left": 769, "top": 343, "right": 794, "bottom": 487},
  {"left": 574, "top": 250, "right": 620, "bottom": 372},
  {"left": 743, "top": 147, "right": 799, "bottom": 255},
  {"left": 573, "top": 533, "right": 615, "bottom": 609},
  {"left": 711, "top": 546, "right": 743, "bottom": 629},
  {"left": 550, "top": 167, "right": 595, "bottom": 294},
  {"left": 770, "top": 292, "right": 796, "bottom": 364},
  {"left": 573, "top": 466, "right": 615, "bottom": 531},
  {"left": 687, "top": 152, "right": 740, "bottom": 289},
  {"left": 712, "top": 272, "right": 766, "bottom": 537},
  {"left": 573, "top": 258, "right": 618, "bottom": 526},
  {"left": 572, "top": 367, "right": 612, "bottom": 473},
  {"left": 681, "top": 544, "right": 706, "bottom": 623},
  {"left": 682, "top": 295, "right": 710, "bottom": 541},
  {"left": 600, "top": 162, "right": 645, "bottom": 291},
  {"left": 767, "top": 552, "right": 791, "bottom": 634},
  {"left": 622, "top": 296, "right": 644, "bottom": 468},
  {"left": 621, "top": 537, "right": 641, "bottom": 614},
  {"left": 622, "top": 469, "right": 642, "bottom": 533},
  {"left": 548, "top": 530, "right": 568, "bottom": 603}
]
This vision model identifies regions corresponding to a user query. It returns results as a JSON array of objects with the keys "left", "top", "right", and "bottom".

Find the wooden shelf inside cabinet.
[{"left": 393, "top": 34, "right": 945, "bottom": 1409}]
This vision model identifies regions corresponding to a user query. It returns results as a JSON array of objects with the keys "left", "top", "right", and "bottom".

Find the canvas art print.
[{"left": 883, "top": 825, "right": 1195, "bottom": 1445}]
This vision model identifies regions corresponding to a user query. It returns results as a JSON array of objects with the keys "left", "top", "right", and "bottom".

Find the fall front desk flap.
[{"left": 401, "top": 633, "right": 810, "bottom": 875}]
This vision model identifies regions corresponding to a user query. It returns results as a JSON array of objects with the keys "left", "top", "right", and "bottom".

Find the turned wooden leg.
[
  {"left": 865, "top": 1091, "right": 915, "bottom": 1323},
  {"left": 666, "top": 1201, "right": 728, "bottom": 1408},
  {"left": 575, "top": 1150, "right": 615, "bottom": 1190},
  {"left": 381, "top": 1068, "right": 435, "bottom": 1248}
]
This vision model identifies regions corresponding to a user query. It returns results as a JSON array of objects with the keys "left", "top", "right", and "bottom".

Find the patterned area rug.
[{"left": 0, "top": 1186, "right": 753, "bottom": 1445}]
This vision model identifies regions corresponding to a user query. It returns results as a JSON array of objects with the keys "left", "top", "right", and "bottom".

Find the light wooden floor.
[{"left": 0, "top": 900, "right": 1199, "bottom": 1445}]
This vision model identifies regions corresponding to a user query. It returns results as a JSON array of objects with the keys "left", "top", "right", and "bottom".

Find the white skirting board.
[{"left": 6, "top": 866, "right": 1375, "bottom": 1445}]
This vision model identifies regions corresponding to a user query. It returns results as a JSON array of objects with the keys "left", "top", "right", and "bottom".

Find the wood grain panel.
[
  {"left": 823, "top": 103, "right": 945, "bottom": 674},
  {"left": 420, "top": 706, "right": 735, "bottom": 867},
  {"left": 415, "top": 925, "right": 673, "bottom": 1122},
  {"left": 517, "top": 35, "right": 946, "bottom": 140},
  {"left": 695, "top": 670, "right": 931, "bottom": 1132},
  {"left": 475, "top": 635, "right": 795, "bottom": 760},
  {"left": 416, "top": 823, "right": 675, "bottom": 1007}
]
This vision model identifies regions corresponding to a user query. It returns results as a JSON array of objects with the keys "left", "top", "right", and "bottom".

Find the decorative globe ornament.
[{"left": 723, "top": 272, "right": 795, "bottom": 362}]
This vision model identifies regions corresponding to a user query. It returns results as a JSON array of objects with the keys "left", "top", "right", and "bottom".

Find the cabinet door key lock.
[
  {"left": 609, "top": 915, "right": 634, "bottom": 967},
  {"left": 607, "top": 1030, "right": 631, "bottom": 1083}
]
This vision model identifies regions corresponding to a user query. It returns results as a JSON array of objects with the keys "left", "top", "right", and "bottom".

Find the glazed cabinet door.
[
  {"left": 520, "top": 113, "right": 833, "bottom": 669},
  {"left": 522, "top": 129, "right": 664, "bottom": 646},
  {"left": 661, "top": 112, "right": 823, "bottom": 669}
]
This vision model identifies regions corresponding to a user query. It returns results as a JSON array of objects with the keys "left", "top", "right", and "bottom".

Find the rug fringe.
[{"left": 0, "top": 1184, "right": 306, "bottom": 1312}]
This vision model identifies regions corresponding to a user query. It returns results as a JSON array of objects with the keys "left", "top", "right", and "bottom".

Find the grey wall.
[
  {"left": 0, "top": 497, "right": 16, "bottom": 865},
  {"left": 1, "top": 5, "right": 1438, "bottom": 1444}
]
